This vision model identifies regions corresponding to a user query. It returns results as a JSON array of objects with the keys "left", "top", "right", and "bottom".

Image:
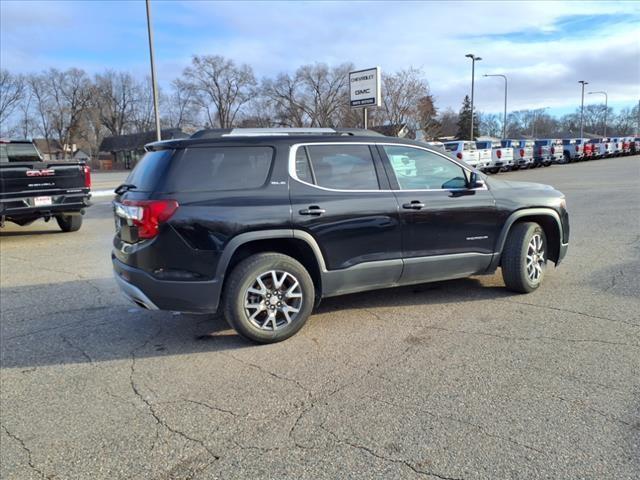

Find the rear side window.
[
  {"left": 125, "top": 150, "right": 173, "bottom": 192},
  {"left": 163, "top": 146, "right": 273, "bottom": 193},
  {"left": 303, "top": 145, "right": 379, "bottom": 190},
  {"left": 0, "top": 142, "right": 42, "bottom": 162}
]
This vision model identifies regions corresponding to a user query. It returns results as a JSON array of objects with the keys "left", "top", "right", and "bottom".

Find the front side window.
[
  {"left": 383, "top": 145, "right": 468, "bottom": 190},
  {"left": 303, "top": 145, "right": 379, "bottom": 190}
]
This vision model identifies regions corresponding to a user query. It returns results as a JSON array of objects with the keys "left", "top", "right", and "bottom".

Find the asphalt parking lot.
[{"left": 1, "top": 156, "right": 639, "bottom": 480}]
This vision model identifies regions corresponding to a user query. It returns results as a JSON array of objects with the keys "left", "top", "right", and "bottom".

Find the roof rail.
[{"left": 189, "top": 127, "right": 384, "bottom": 139}]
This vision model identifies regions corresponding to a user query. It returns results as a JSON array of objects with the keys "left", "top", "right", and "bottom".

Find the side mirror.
[{"left": 467, "top": 171, "right": 484, "bottom": 189}]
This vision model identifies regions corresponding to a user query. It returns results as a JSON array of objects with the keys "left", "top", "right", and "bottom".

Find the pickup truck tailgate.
[{"left": 0, "top": 162, "right": 89, "bottom": 199}]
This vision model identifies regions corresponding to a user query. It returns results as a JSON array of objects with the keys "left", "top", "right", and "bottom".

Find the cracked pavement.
[{"left": 1, "top": 157, "right": 639, "bottom": 479}]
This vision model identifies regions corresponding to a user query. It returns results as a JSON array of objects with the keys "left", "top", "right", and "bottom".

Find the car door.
[
  {"left": 289, "top": 143, "right": 403, "bottom": 295},
  {"left": 378, "top": 144, "right": 500, "bottom": 284}
]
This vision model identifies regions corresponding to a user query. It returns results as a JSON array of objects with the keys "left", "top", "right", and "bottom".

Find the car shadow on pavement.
[{"left": 0, "top": 275, "right": 517, "bottom": 370}]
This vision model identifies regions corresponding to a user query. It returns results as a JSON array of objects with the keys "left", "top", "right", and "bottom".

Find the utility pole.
[
  {"left": 484, "top": 74, "right": 507, "bottom": 138},
  {"left": 465, "top": 54, "right": 482, "bottom": 140},
  {"left": 146, "top": 0, "right": 161, "bottom": 142},
  {"left": 588, "top": 91, "right": 608, "bottom": 137},
  {"left": 578, "top": 80, "right": 588, "bottom": 139}
]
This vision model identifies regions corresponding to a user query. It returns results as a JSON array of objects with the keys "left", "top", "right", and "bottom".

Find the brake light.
[
  {"left": 519, "top": 148, "right": 524, "bottom": 157},
  {"left": 496, "top": 149, "right": 502, "bottom": 159},
  {"left": 456, "top": 152, "right": 462, "bottom": 159},
  {"left": 538, "top": 147, "right": 543, "bottom": 155},
  {"left": 551, "top": 147, "right": 555, "bottom": 154},
  {"left": 121, "top": 199, "right": 179, "bottom": 239},
  {"left": 575, "top": 145, "right": 579, "bottom": 152},
  {"left": 83, "top": 165, "right": 91, "bottom": 188},
  {"left": 605, "top": 143, "right": 609, "bottom": 149}
]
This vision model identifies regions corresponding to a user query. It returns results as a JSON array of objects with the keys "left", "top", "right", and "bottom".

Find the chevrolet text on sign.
[{"left": 349, "top": 67, "right": 381, "bottom": 108}]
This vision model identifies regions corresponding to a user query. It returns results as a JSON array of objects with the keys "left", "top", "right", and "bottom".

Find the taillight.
[
  {"left": 121, "top": 199, "right": 179, "bottom": 239},
  {"left": 605, "top": 143, "right": 609, "bottom": 149},
  {"left": 519, "top": 148, "right": 525, "bottom": 157},
  {"left": 456, "top": 152, "right": 462, "bottom": 159},
  {"left": 538, "top": 147, "right": 543, "bottom": 155},
  {"left": 551, "top": 147, "right": 555, "bottom": 154},
  {"left": 83, "top": 165, "right": 91, "bottom": 188},
  {"left": 575, "top": 145, "right": 579, "bottom": 152},
  {"left": 496, "top": 149, "right": 502, "bottom": 159}
]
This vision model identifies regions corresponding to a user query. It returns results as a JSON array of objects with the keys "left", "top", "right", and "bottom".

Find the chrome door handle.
[
  {"left": 402, "top": 201, "right": 425, "bottom": 210},
  {"left": 299, "top": 206, "right": 326, "bottom": 216}
]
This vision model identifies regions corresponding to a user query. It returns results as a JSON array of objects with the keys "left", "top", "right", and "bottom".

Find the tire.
[
  {"left": 488, "top": 167, "right": 500, "bottom": 174},
  {"left": 56, "top": 214, "right": 83, "bottom": 232},
  {"left": 501, "top": 222, "right": 547, "bottom": 294},
  {"left": 222, "top": 252, "right": 315, "bottom": 343},
  {"left": 563, "top": 152, "right": 571, "bottom": 164}
]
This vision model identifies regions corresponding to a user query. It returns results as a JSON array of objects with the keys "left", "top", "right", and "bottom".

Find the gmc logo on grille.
[{"left": 26, "top": 169, "right": 55, "bottom": 177}]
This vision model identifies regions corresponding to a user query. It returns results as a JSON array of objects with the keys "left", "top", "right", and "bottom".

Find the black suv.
[{"left": 112, "top": 128, "right": 569, "bottom": 343}]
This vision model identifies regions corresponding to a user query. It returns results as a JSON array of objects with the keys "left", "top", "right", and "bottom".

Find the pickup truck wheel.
[
  {"left": 56, "top": 214, "right": 83, "bottom": 232},
  {"left": 222, "top": 252, "right": 314, "bottom": 344},
  {"left": 563, "top": 152, "right": 571, "bottom": 164},
  {"left": 501, "top": 222, "right": 547, "bottom": 293}
]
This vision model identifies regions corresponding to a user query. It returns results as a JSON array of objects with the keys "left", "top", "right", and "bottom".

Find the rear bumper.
[
  {"left": 112, "top": 255, "right": 221, "bottom": 313},
  {"left": 0, "top": 192, "right": 90, "bottom": 219}
]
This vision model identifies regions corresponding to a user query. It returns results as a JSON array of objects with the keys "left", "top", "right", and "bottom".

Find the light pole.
[
  {"left": 146, "top": 0, "right": 161, "bottom": 142},
  {"left": 578, "top": 80, "right": 588, "bottom": 139},
  {"left": 465, "top": 54, "right": 482, "bottom": 140},
  {"left": 484, "top": 74, "right": 507, "bottom": 138},
  {"left": 588, "top": 90, "right": 608, "bottom": 137}
]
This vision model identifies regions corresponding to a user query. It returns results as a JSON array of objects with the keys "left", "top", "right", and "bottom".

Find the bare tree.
[
  {"left": 94, "top": 70, "right": 138, "bottom": 136},
  {"left": 376, "top": 67, "right": 430, "bottom": 133},
  {"left": 182, "top": 55, "right": 256, "bottom": 128},
  {"left": 163, "top": 78, "right": 199, "bottom": 130},
  {"left": 296, "top": 63, "right": 353, "bottom": 127},
  {"left": 0, "top": 69, "right": 25, "bottom": 133},
  {"left": 44, "top": 68, "right": 92, "bottom": 158},
  {"left": 437, "top": 108, "right": 458, "bottom": 137},
  {"left": 261, "top": 73, "right": 307, "bottom": 127},
  {"left": 129, "top": 76, "right": 156, "bottom": 133},
  {"left": 478, "top": 112, "right": 502, "bottom": 138},
  {"left": 26, "top": 73, "right": 54, "bottom": 150}
]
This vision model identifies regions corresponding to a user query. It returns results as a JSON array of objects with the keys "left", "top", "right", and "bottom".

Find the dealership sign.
[{"left": 349, "top": 67, "right": 381, "bottom": 108}]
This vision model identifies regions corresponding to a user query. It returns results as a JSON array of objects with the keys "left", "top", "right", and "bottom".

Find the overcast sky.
[{"left": 1, "top": 0, "right": 639, "bottom": 116}]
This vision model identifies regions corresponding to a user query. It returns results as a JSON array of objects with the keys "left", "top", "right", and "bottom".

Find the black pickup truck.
[{"left": 0, "top": 140, "right": 91, "bottom": 232}]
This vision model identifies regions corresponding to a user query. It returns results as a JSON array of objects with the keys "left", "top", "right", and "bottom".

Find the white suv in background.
[{"left": 443, "top": 141, "right": 481, "bottom": 168}]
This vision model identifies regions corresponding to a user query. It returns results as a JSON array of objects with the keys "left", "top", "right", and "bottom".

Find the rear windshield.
[
  {"left": 0, "top": 142, "right": 42, "bottom": 162},
  {"left": 444, "top": 143, "right": 458, "bottom": 151},
  {"left": 476, "top": 141, "right": 489, "bottom": 148},
  {"left": 162, "top": 146, "right": 273, "bottom": 193},
  {"left": 125, "top": 150, "right": 174, "bottom": 192}
]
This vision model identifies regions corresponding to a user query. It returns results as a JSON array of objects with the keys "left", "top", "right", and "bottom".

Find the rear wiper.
[{"left": 115, "top": 183, "right": 137, "bottom": 195}]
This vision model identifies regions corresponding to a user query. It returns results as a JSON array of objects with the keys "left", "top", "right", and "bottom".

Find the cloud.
[{"left": 1, "top": 0, "right": 638, "bottom": 115}]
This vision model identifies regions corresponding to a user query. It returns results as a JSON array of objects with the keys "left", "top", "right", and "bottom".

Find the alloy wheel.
[
  {"left": 526, "top": 234, "right": 545, "bottom": 283},
  {"left": 244, "top": 270, "right": 303, "bottom": 330}
]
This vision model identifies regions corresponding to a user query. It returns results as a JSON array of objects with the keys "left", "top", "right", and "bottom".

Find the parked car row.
[{"left": 442, "top": 136, "right": 639, "bottom": 174}]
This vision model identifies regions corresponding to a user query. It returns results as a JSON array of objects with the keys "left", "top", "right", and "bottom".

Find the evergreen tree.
[{"left": 455, "top": 95, "right": 479, "bottom": 140}]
